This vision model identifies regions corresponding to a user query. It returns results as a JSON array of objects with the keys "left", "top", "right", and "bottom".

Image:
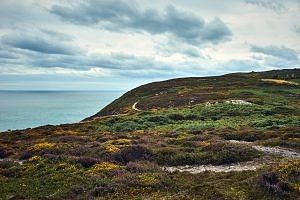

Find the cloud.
[
  {"left": 1, "top": 31, "right": 82, "bottom": 55},
  {"left": 155, "top": 40, "right": 204, "bottom": 58},
  {"left": 263, "top": 56, "right": 300, "bottom": 68},
  {"left": 0, "top": 49, "right": 19, "bottom": 59},
  {"left": 294, "top": 25, "right": 300, "bottom": 35},
  {"left": 250, "top": 45, "right": 299, "bottom": 60},
  {"left": 24, "top": 52, "right": 169, "bottom": 71},
  {"left": 245, "top": 0, "right": 288, "bottom": 13},
  {"left": 50, "top": 0, "right": 232, "bottom": 46},
  {"left": 219, "top": 59, "right": 264, "bottom": 72},
  {"left": 40, "top": 29, "right": 73, "bottom": 41}
]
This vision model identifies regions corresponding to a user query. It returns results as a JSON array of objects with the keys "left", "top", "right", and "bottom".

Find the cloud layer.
[
  {"left": 50, "top": 0, "right": 232, "bottom": 46},
  {"left": 245, "top": 0, "right": 288, "bottom": 13},
  {"left": 251, "top": 45, "right": 298, "bottom": 60},
  {"left": 0, "top": 0, "right": 299, "bottom": 90},
  {"left": 2, "top": 32, "right": 81, "bottom": 55}
]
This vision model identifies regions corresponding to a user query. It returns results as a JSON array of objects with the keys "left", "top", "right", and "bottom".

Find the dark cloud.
[
  {"left": 40, "top": 29, "right": 73, "bottom": 41},
  {"left": 27, "top": 53, "right": 161, "bottom": 70},
  {"left": 2, "top": 32, "right": 82, "bottom": 55},
  {"left": 50, "top": 0, "right": 232, "bottom": 45},
  {"left": 0, "top": 49, "right": 19, "bottom": 59},
  {"left": 250, "top": 45, "right": 298, "bottom": 60},
  {"left": 294, "top": 25, "right": 300, "bottom": 35},
  {"left": 245, "top": 0, "right": 288, "bottom": 13},
  {"left": 0, "top": 44, "right": 170, "bottom": 73}
]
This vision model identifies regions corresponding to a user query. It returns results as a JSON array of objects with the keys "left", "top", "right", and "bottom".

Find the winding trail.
[
  {"left": 228, "top": 140, "right": 300, "bottom": 159},
  {"left": 79, "top": 101, "right": 142, "bottom": 124},
  {"left": 163, "top": 140, "right": 300, "bottom": 174},
  {"left": 163, "top": 161, "right": 263, "bottom": 173},
  {"left": 132, "top": 101, "right": 142, "bottom": 111}
]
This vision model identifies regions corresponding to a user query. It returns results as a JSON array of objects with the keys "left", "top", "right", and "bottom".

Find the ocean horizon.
[{"left": 0, "top": 90, "right": 124, "bottom": 132}]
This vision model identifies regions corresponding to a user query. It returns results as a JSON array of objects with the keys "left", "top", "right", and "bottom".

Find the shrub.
[
  {"left": 31, "top": 142, "right": 55, "bottom": 151},
  {"left": 167, "top": 113, "right": 185, "bottom": 121},
  {"left": 185, "top": 114, "right": 202, "bottom": 120},
  {"left": 88, "top": 162, "right": 120, "bottom": 174},
  {"left": 204, "top": 142, "right": 260, "bottom": 164},
  {"left": 102, "top": 143, "right": 120, "bottom": 153},
  {"left": 144, "top": 115, "right": 169, "bottom": 124},
  {"left": 154, "top": 147, "right": 205, "bottom": 165},
  {"left": 56, "top": 135, "right": 88, "bottom": 143},
  {"left": 113, "top": 121, "right": 145, "bottom": 132},
  {"left": 73, "top": 156, "right": 100, "bottom": 168},
  {"left": 126, "top": 161, "right": 159, "bottom": 173},
  {"left": 0, "top": 160, "right": 16, "bottom": 169},
  {"left": 19, "top": 151, "right": 33, "bottom": 160},
  {"left": 114, "top": 145, "right": 153, "bottom": 164},
  {"left": 138, "top": 173, "right": 158, "bottom": 185},
  {"left": 90, "top": 184, "right": 116, "bottom": 197},
  {"left": 0, "top": 147, "right": 9, "bottom": 158},
  {"left": 258, "top": 172, "right": 292, "bottom": 195}
]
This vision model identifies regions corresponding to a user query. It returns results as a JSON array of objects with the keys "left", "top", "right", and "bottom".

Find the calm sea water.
[{"left": 0, "top": 91, "right": 124, "bottom": 132}]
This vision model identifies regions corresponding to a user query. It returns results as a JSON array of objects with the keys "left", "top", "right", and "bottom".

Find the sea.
[{"left": 0, "top": 90, "right": 124, "bottom": 132}]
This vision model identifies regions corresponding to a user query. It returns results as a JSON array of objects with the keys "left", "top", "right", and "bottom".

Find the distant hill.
[{"left": 86, "top": 68, "right": 300, "bottom": 120}]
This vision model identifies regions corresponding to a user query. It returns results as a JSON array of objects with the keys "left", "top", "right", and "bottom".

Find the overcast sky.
[{"left": 0, "top": 0, "right": 299, "bottom": 90}]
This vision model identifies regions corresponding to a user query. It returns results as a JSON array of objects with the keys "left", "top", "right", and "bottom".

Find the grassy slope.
[
  {"left": 0, "top": 69, "right": 299, "bottom": 199},
  {"left": 87, "top": 68, "right": 300, "bottom": 119}
]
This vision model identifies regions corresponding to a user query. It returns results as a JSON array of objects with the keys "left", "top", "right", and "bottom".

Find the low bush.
[
  {"left": 90, "top": 184, "right": 116, "bottom": 197},
  {"left": 73, "top": 156, "right": 100, "bottom": 168},
  {"left": 258, "top": 161, "right": 300, "bottom": 196},
  {"left": 19, "top": 151, "right": 33, "bottom": 160},
  {"left": 114, "top": 145, "right": 153, "bottom": 164},
  {"left": 126, "top": 161, "right": 159, "bottom": 173},
  {"left": 204, "top": 142, "right": 260, "bottom": 164},
  {"left": 259, "top": 172, "right": 292, "bottom": 195},
  {"left": 0, "top": 147, "right": 9, "bottom": 158},
  {"left": 56, "top": 135, "right": 88, "bottom": 143},
  {"left": 113, "top": 121, "right": 145, "bottom": 132},
  {"left": 167, "top": 113, "right": 185, "bottom": 121}
]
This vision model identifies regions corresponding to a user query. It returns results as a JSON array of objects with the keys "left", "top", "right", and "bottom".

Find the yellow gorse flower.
[{"left": 88, "top": 162, "right": 120, "bottom": 174}]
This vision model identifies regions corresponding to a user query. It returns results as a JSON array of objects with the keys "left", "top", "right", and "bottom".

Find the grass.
[{"left": 0, "top": 69, "right": 299, "bottom": 199}]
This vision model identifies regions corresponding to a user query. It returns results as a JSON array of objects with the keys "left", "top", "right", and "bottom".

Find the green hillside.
[
  {"left": 88, "top": 68, "right": 300, "bottom": 119},
  {"left": 0, "top": 69, "right": 299, "bottom": 199}
]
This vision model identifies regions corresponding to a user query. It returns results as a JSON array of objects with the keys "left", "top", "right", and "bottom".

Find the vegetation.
[{"left": 0, "top": 69, "right": 299, "bottom": 199}]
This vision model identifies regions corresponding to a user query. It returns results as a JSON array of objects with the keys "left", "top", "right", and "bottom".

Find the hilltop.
[
  {"left": 0, "top": 69, "right": 299, "bottom": 199},
  {"left": 88, "top": 68, "right": 300, "bottom": 119}
]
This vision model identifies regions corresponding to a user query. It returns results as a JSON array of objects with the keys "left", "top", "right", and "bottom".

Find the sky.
[{"left": 0, "top": 0, "right": 299, "bottom": 90}]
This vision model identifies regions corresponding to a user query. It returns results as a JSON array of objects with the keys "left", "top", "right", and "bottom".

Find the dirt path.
[
  {"left": 162, "top": 140, "right": 300, "bottom": 174},
  {"left": 132, "top": 101, "right": 142, "bottom": 111},
  {"left": 163, "top": 161, "right": 263, "bottom": 173},
  {"left": 228, "top": 140, "right": 300, "bottom": 159},
  {"left": 80, "top": 101, "right": 141, "bottom": 124}
]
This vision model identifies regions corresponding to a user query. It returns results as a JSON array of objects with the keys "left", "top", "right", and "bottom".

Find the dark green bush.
[
  {"left": 114, "top": 145, "right": 153, "bottom": 164},
  {"left": 113, "top": 121, "right": 145, "bottom": 132},
  {"left": 167, "top": 113, "right": 185, "bottom": 121}
]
